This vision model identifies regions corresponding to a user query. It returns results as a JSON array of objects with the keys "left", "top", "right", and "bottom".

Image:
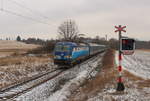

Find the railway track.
[
  {"left": 0, "top": 50, "right": 106, "bottom": 101},
  {"left": 0, "top": 69, "right": 65, "bottom": 100}
]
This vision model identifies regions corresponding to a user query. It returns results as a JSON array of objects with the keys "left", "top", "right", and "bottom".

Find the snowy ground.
[
  {"left": 0, "top": 55, "right": 54, "bottom": 89},
  {"left": 13, "top": 53, "right": 104, "bottom": 101},
  {"left": 0, "top": 40, "right": 45, "bottom": 88},
  {"left": 121, "top": 50, "right": 150, "bottom": 79},
  {"left": 87, "top": 50, "right": 150, "bottom": 101},
  {"left": 2, "top": 50, "right": 150, "bottom": 101}
]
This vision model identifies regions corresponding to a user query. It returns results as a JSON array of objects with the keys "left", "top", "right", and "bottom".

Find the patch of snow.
[
  {"left": 0, "top": 60, "right": 55, "bottom": 89},
  {"left": 86, "top": 50, "right": 150, "bottom": 101},
  {"left": 13, "top": 53, "right": 104, "bottom": 101},
  {"left": 45, "top": 55, "right": 102, "bottom": 101},
  {"left": 115, "top": 50, "right": 150, "bottom": 79},
  {"left": 88, "top": 84, "right": 150, "bottom": 101}
]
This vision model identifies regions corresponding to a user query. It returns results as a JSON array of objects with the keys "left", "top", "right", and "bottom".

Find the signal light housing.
[{"left": 121, "top": 38, "right": 135, "bottom": 55}]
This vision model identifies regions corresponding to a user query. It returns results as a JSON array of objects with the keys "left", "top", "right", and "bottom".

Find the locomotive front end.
[{"left": 54, "top": 42, "right": 73, "bottom": 66}]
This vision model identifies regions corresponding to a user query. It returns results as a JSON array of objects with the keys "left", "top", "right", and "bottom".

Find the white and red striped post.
[
  {"left": 118, "top": 54, "right": 122, "bottom": 82},
  {"left": 117, "top": 49, "right": 125, "bottom": 91},
  {"left": 115, "top": 25, "right": 125, "bottom": 91}
]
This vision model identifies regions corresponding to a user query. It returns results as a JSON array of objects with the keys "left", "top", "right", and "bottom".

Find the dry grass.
[
  {"left": 123, "top": 70, "right": 143, "bottom": 81},
  {"left": 138, "top": 80, "right": 150, "bottom": 88},
  {"left": 0, "top": 40, "right": 40, "bottom": 58},
  {"left": 0, "top": 55, "right": 51, "bottom": 66},
  {"left": 0, "top": 41, "right": 54, "bottom": 89},
  {"left": 136, "top": 49, "right": 150, "bottom": 52},
  {"left": 124, "top": 70, "right": 150, "bottom": 88},
  {"left": 0, "top": 40, "right": 39, "bottom": 50},
  {"left": 69, "top": 49, "right": 117, "bottom": 101},
  {"left": 0, "top": 54, "right": 53, "bottom": 89}
]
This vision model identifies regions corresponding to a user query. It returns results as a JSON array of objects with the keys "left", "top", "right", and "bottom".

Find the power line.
[
  {"left": 7, "top": 0, "right": 49, "bottom": 20},
  {"left": 0, "top": 0, "right": 58, "bottom": 27},
  {"left": 0, "top": 8, "right": 51, "bottom": 25}
]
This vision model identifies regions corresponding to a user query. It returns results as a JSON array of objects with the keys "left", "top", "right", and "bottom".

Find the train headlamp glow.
[
  {"left": 64, "top": 55, "right": 72, "bottom": 58},
  {"left": 54, "top": 55, "right": 61, "bottom": 59}
]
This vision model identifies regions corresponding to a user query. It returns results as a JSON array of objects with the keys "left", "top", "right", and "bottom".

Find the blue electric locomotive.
[{"left": 54, "top": 42, "right": 106, "bottom": 66}]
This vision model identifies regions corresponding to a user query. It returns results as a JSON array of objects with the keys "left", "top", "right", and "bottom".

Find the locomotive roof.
[
  {"left": 87, "top": 43, "right": 106, "bottom": 47},
  {"left": 56, "top": 42, "right": 77, "bottom": 46},
  {"left": 56, "top": 42, "right": 106, "bottom": 47}
]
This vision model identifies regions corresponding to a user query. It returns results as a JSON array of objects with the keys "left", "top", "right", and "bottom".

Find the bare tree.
[{"left": 58, "top": 19, "right": 79, "bottom": 41}]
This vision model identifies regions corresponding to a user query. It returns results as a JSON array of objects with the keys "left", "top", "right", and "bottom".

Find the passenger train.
[{"left": 54, "top": 42, "right": 106, "bottom": 67}]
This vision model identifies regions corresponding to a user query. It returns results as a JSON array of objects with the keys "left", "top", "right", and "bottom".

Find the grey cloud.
[{"left": 0, "top": 0, "right": 150, "bottom": 40}]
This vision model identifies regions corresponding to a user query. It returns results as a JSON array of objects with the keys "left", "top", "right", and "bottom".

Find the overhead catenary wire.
[
  {"left": 7, "top": 0, "right": 49, "bottom": 20},
  {"left": 0, "top": 8, "right": 51, "bottom": 25},
  {"left": 0, "top": 0, "right": 59, "bottom": 27}
]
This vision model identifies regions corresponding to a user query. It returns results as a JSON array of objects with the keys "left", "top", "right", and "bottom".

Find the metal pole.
[
  {"left": 105, "top": 34, "right": 107, "bottom": 41},
  {"left": 116, "top": 25, "right": 125, "bottom": 91}
]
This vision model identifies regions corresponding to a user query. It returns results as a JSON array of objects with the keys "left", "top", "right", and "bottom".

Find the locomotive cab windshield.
[
  {"left": 55, "top": 45, "right": 70, "bottom": 52},
  {"left": 54, "top": 42, "right": 74, "bottom": 64}
]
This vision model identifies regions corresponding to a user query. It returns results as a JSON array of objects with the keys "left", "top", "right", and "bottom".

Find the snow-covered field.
[
  {"left": 0, "top": 40, "right": 46, "bottom": 89},
  {"left": 0, "top": 55, "right": 54, "bottom": 89},
  {"left": 87, "top": 50, "right": 150, "bottom": 101},
  {"left": 121, "top": 50, "right": 150, "bottom": 79},
  {"left": 2, "top": 50, "right": 150, "bottom": 101},
  {"left": 13, "top": 53, "right": 104, "bottom": 101}
]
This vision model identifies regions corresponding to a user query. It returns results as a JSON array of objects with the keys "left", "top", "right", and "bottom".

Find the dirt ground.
[
  {"left": 68, "top": 49, "right": 150, "bottom": 101},
  {"left": 137, "top": 49, "right": 150, "bottom": 52}
]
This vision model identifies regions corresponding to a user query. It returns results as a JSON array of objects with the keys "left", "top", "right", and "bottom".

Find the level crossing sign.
[
  {"left": 114, "top": 25, "right": 136, "bottom": 92},
  {"left": 115, "top": 26, "right": 126, "bottom": 33}
]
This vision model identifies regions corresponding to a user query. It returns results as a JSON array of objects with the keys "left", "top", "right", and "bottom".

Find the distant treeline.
[
  {"left": 107, "top": 39, "right": 150, "bottom": 50},
  {"left": 20, "top": 38, "right": 56, "bottom": 54},
  {"left": 15, "top": 36, "right": 150, "bottom": 54},
  {"left": 135, "top": 40, "right": 150, "bottom": 49}
]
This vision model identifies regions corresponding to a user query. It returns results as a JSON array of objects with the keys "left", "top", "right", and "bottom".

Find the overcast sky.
[{"left": 0, "top": 0, "right": 150, "bottom": 40}]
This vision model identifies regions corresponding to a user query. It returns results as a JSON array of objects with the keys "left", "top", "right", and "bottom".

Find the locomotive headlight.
[
  {"left": 54, "top": 55, "right": 61, "bottom": 59},
  {"left": 64, "top": 56, "right": 69, "bottom": 58},
  {"left": 69, "top": 56, "right": 72, "bottom": 58},
  {"left": 64, "top": 55, "right": 72, "bottom": 58}
]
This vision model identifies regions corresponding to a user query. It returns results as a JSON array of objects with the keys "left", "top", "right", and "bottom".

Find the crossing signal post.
[
  {"left": 115, "top": 25, "right": 126, "bottom": 91},
  {"left": 115, "top": 25, "right": 135, "bottom": 92}
]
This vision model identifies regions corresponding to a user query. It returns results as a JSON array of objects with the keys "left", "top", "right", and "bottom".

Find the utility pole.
[{"left": 105, "top": 35, "right": 107, "bottom": 41}]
